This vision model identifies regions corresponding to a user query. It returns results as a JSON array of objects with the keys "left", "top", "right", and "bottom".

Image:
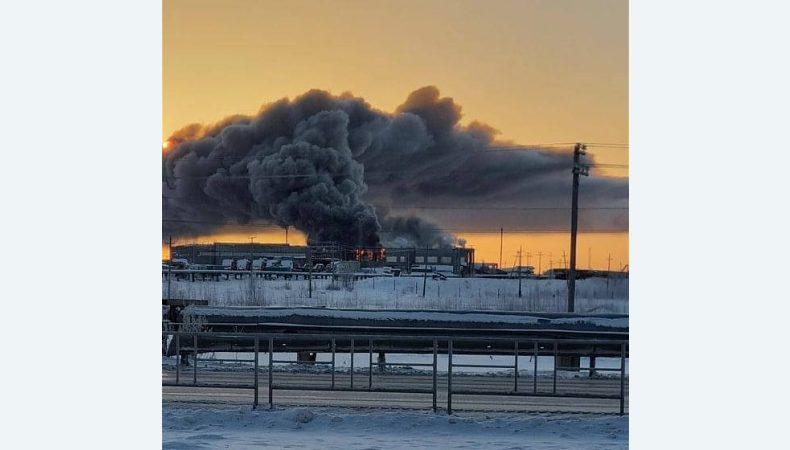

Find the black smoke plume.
[
  {"left": 380, "top": 215, "right": 458, "bottom": 249},
  {"left": 163, "top": 86, "right": 628, "bottom": 245}
]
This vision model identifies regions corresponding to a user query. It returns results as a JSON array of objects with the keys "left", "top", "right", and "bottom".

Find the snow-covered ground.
[
  {"left": 163, "top": 405, "right": 628, "bottom": 449},
  {"left": 163, "top": 276, "right": 628, "bottom": 313}
]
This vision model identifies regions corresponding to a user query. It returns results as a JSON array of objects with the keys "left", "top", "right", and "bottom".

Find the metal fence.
[{"left": 162, "top": 330, "right": 628, "bottom": 415}]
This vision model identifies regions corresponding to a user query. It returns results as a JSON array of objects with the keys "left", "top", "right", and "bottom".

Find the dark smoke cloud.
[
  {"left": 380, "top": 216, "right": 459, "bottom": 249},
  {"left": 163, "top": 86, "right": 628, "bottom": 244}
]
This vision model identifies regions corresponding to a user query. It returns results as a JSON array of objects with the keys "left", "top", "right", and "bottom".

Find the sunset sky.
[{"left": 162, "top": 0, "right": 628, "bottom": 270}]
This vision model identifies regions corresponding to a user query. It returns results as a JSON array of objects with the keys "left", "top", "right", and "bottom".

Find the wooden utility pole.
[
  {"left": 499, "top": 227, "right": 503, "bottom": 270},
  {"left": 606, "top": 253, "right": 613, "bottom": 290},
  {"left": 517, "top": 246, "right": 523, "bottom": 298},
  {"left": 537, "top": 251, "right": 543, "bottom": 276},
  {"left": 249, "top": 237, "right": 255, "bottom": 271},
  {"left": 567, "top": 143, "right": 589, "bottom": 313}
]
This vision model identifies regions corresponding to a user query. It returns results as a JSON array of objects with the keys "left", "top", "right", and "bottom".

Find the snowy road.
[
  {"left": 163, "top": 370, "right": 628, "bottom": 414},
  {"left": 163, "top": 405, "right": 628, "bottom": 449}
]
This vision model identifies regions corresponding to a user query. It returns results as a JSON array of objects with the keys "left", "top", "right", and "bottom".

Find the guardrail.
[{"left": 162, "top": 330, "right": 628, "bottom": 415}]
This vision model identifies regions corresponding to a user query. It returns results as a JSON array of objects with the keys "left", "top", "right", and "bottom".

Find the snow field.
[
  {"left": 163, "top": 405, "right": 628, "bottom": 450},
  {"left": 164, "top": 276, "right": 628, "bottom": 313}
]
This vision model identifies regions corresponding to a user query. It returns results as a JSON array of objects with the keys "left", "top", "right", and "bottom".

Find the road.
[{"left": 162, "top": 367, "right": 628, "bottom": 414}]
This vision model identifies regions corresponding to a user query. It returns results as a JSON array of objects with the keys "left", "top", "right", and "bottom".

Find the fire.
[{"left": 162, "top": 140, "right": 170, "bottom": 150}]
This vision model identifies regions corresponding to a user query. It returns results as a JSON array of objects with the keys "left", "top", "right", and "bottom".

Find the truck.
[
  {"left": 170, "top": 258, "right": 190, "bottom": 269},
  {"left": 329, "top": 260, "right": 361, "bottom": 273}
]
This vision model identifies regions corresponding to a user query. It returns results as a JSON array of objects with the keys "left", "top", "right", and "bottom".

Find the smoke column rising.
[{"left": 163, "top": 86, "right": 628, "bottom": 246}]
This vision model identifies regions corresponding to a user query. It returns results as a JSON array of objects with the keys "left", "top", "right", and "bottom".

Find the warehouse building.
[
  {"left": 171, "top": 242, "right": 475, "bottom": 276},
  {"left": 171, "top": 243, "right": 306, "bottom": 266},
  {"left": 382, "top": 247, "right": 475, "bottom": 277}
]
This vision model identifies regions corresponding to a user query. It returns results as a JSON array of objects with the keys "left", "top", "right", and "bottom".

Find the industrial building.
[
  {"left": 171, "top": 243, "right": 306, "bottom": 266},
  {"left": 170, "top": 242, "right": 475, "bottom": 277},
  {"left": 382, "top": 247, "right": 475, "bottom": 277}
]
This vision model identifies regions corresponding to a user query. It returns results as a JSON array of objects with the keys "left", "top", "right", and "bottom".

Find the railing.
[{"left": 162, "top": 330, "right": 628, "bottom": 415}]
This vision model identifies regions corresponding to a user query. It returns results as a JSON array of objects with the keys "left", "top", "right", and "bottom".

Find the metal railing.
[{"left": 162, "top": 330, "right": 628, "bottom": 415}]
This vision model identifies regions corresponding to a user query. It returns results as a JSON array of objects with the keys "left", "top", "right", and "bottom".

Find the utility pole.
[
  {"left": 167, "top": 235, "right": 172, "bottom": 300},
  {"left": 588, "top": 247, "right": 592, "bottom": 270},
  {"left": 537, "top": 251, "right": 543, "bottom": 277},
  {"left": 248, "top": 236, "right": 256, "bottom": 302},
  {"left": 607, "top": 253, "right": 613, "bottom": 290},
  {"left": 517, "top": 246, "right": 523, "bottom": 298},
  {"left": 249, "top": 237, "right": 255, "bottom": 271},
  {"left": 568, "top": 143, "right": 589, "bottom": 313},
  {"left": 308, "top": 243, "right": 313, "bottom": 298},
  {"left": 499, "top": 227, "right": 503, "bottom": 270},
  {"left": 285, "top": 226, "right": 288, "bottom": 245},
  {"left": 562, "top": 251, "right": 567, "bottom": 270}
]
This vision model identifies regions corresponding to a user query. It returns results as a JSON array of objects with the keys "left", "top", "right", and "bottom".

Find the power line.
[
  {"left": 165, "top": 142, "right": 576, "bottom": 152},
  {"left": 160, "top": 162, "right": 628, "bottom": 182},
  {"left": 384, "top": 205, "right": 628, "bottom": 211},
  {"left": 160, "top": 197, "right": 627, "bottom": 211},
  {"left": 161, "top": 218, "right": 627, "bottom": 234},
  {"left": 165, "top": 141, "right": 627, "bottom": 150},
  {"left": 590, "top": 163, "right": 629, "bottom": 169}
]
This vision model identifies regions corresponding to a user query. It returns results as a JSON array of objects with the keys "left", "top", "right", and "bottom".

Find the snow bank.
[
  {"left": 163, "top": 405, "right": 628, "bottom": 450},
  {"left": 164, "top": 276, "right": 629, "bottom": 313},
  {"left": 183, "top": 306, "right": 628, "bottom": 331}
]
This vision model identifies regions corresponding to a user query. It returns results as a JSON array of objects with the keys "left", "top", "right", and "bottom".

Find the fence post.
[
  {"left": 175, "top": 333, "right": 180, "bottom": 384},
  {"left": 331, "top": 337, "right": 336, "bottom": 389},
  {"left": 620, "top": 342, "right": 626, "bottom": 415},
  {"left": 533, "top": 341, "right": 538, "bottom": 394},
  {"left": 350, "top": 338, "right": 355, "bottom": 389},
  {"left": 447, "top": 340, "right": 453, "bottom": 415},
  {"left": 368, "top": 339, "right": 373, "bottom": 390},
  {"left": 553, "top": 342, "right": 558, "bottom": 394},
  {"left": 590, "top": 345, "right": 597, "bottom": 378},
  {"left": 514, "top": 341, "right": 519, "bottom": 392},
  {"left": 432, "top": 339, "right": 438, "bottom": 413},
  {"left": 253, "top": 337, "right": 259, "bottom": 409},
  {"left": 193, "top": 334, "right": 198, "bottom": 385},
  {"left": 268, "top": 337, "right": 274, "bottom": 409}
]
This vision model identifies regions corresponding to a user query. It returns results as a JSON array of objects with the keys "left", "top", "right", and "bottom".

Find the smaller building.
[
  {"left": 382, "top": 247, "right": 475, "bottom": 277},
  {"left": 172, "top": 243, "right": 307, "bottom": 266}
]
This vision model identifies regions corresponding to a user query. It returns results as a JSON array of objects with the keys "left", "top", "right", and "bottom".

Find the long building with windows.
[
  {"left": 170, "top": 242, "right": 475, "bottom": 276},
  {"left": 171, "top": 243, "right": 306, "bottom": 266}
]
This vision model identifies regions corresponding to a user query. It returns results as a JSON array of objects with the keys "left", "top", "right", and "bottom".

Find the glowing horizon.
[
  {"left": 162, "top": 230, "right": 628, "bottom": 272},
  {"left": 163, "top": 0, "right": 628, "bottom": 268}
]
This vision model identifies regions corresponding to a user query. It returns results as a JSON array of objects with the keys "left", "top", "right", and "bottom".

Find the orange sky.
[
  {"left": 162, "top": 230, "right": 627, "bottom": 272},
  {"left": 162, "top": 0, "right": 628, "bottom": 268}
]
